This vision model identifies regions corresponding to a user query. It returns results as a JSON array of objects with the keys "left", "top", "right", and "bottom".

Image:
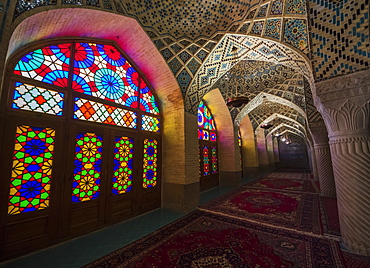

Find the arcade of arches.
[{"left": 0, "top": 0, "right": 369, "bottom": 261}]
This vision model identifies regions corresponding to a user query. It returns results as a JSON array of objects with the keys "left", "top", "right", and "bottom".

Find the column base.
[
  {"left": 162, "top": 181, "right": 199, "bottom": 213},
  {"left": 219, "top": 171, "right": 242, "bottom": 187}
]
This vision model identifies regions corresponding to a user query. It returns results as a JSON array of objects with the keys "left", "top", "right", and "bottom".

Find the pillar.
[
  {"left": 315, "top": 69, "right": 370, "bottom": 255},
  {"left": 310, "top": 123, "right": 336, "bottom": 196}
]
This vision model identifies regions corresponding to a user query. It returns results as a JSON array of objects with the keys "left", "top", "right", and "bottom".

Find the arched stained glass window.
[
  {"left": 198, "top": 101, "right": 216, "bottom": 141},
  {"left": 8, "top": 40, "right": 162, "bottom": 210},
  {"left": 12, "top": 41, "right": 160, "bottom": 130},
  {"left": 198, "top": 100, "right": 218, "bottom": 191}
]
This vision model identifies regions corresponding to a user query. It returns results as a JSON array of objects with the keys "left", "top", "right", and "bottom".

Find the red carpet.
[
  {"left": 320, "top": 196, "right": 341, "bottom": 236},
  {"left": 202, "top": 187, "right": 322, "bottom": 234},
  {"left": 342, "top": 251, "right": 370, "bottom": 268},
  {"left": 84, "top": 210, "right": 344, "bottom": 268},
  {"left": 245, "top": 177, "right": 317, "bottom": 193}
]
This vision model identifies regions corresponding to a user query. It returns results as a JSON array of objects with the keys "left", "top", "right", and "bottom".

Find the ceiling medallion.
[{"left": 226, "top": 96, "right": 249, "bottom": 107}]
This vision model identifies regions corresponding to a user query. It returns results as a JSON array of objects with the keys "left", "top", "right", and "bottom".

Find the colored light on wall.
[
  {"left": 143, "top": 139, "right": 158, "bottom": 188},
  {"left": 12, "top": 82, "right": 64, "bottom": 116},
  {"left": 142, "top": 115, "right": 160, "bottom": 132},
  {"left": 8, "top": 125, "right": 55, "bottom": 215},
  {"left": 112, "top": 136, "right": 134, "bottom": 194},
  {"left": 72, "top": 132, "right": 102, "bottom": 202},
  {"left": 74, "top": 98, "right": 137, "bottom": 128}
]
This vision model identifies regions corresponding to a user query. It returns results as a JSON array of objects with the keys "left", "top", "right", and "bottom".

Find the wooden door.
[
  {"left": 61, "top": 124, "right": 108, "bottom": 238},
  {"left": 199, "top": 141, "right": 219, "bottom": 192},
  {"left": 0, "top": 116, "right": 65, "bottom": 259}
]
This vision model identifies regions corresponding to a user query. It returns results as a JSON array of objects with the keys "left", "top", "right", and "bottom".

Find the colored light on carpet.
[{"left": 83, "top": 210, "right": 344, "bottom": 268}]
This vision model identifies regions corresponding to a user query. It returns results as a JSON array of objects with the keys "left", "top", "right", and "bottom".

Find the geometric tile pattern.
[
  {"left": 270, "top": 0, "right": 284, "bottom": 15},
  {"left": 14, "top": 0, "right": 56, "bottom": 18},
  {"left": 264, "top": 19, "right": 282, "bottom": 40},
  {"left": 251, "top": 21, "right": 265, "bottom": 35},
  {"left": 309, "top": 0, "right": 370, "bottom": 81},
  {"left": 284, "top": 19, "right": 309, "bottom": 54},
  {"left": 286, "top": 0, "right": 307, "bottom": 14},
  {"left": 257, "top": 4, "right": 269, "bottom": 17},
  {"left": 304, "top": 79, "right": 323, "bottom": 123}
]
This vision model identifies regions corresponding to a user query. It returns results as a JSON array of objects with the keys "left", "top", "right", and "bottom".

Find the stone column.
[
  {"left": 256, "top": 128, "right": 269, "bottom": 166},
  {"left": 273, "top": 136, "right": 280, "bottom": 163},
  {"left": 315, "top": 70, "right": 370, "bottom": 256},
  {"left": 266, "top": 134, "right": 275, "bottom": 164},
  {"left": 310, "top": 123, "right": 336, "bottom": 196}
]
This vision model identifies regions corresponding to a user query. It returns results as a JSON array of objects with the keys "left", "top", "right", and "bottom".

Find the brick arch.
[
  {"left": 203, "top": 88, "right": 241, "bottom": 184},
  {"left": 4, "top": 8, "right": 185, "bottom": 191},
  {"left": 185, "top": 34, "right": 315, "bottom": 114}
]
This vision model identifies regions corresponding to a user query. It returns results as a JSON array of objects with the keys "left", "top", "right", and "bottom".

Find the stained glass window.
[
  {"left": 13, "top": 41, "right": 160, "bottom": 118},
  {"left": 73, "top": 43, "right": 139, "bottom": 108},
  {"left": 12, "top": 82, "right": 65, "bottom": 116},
  {"left": 74, "top": 98, "right": 137, "bottom": 128},
  {"left": 238, "top": 129, "right": 242, "bottom": 147},
  {"left": 112, "top": 137, "right": 134, "bottom": 194},
  {"left": 211, "top": 146, "right": 218, "bottom": 174},
  {"left": 198, "top": 101, "right": 216, "bottom": 132},
  {"left": 14, "top": 43, "right": 71, "bottom": 87},
  {"left": 198, "top": 129, "right": 209, "bottom": 140},
  {"left": 210, "top": 132, "right": 217, "bottom": 142},
  {"left": 202, "top": 145, "right": 210, "bottom": 176},
  {"left": 139, "top": 78, "right": 160, "bottom": 115},
  {"left": 142, "top": 115, "right": 160, "bottom": 132},
  {"left": 8, "top": 125, "right": 55, "bottom": 215},
  {"left": 72, "top": 132, "right": 103, "bottom": 202},
  {"left": 143, "top": 139, "right": 158, "bottom": 188}
]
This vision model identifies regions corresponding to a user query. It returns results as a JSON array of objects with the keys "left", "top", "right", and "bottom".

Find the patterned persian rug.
[
  {"left": 342, "top": 251, "right": 370, "bottom": 268},
  {"left": 201, "top": 187, "right": 322, "bottom": 234},
  {"left": 320, "top": 196, "right": 341, "bottom": 236},
  {"left": 245, "top": 177, "right": 317, "bottom": 193},
  {"left": 264, "top": 172, "right": 311, "bottom": 181},
  {"left": 83, "top": 210, "right": 344, "bottom": 268}
]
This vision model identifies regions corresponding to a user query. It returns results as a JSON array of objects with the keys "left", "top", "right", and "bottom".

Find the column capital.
[{"left": 315, "top": 69, "right": 370, "bottom": 104}]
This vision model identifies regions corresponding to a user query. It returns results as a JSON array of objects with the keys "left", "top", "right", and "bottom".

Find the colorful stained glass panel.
[
  {"left": 12, "top": 82, "right": 64, "bottom": 116},
  {"left": 112, "top": 137, "right": 134, "bottom": 194},
  {"left": 14, "top": 43, "right": 71, "bottom": 87},
  {"left": 74, "top": 98, "right": 137, "bottom": 128},
  {"left": 142, "top": 139, "right": 158, "bottom": 188},
  {"left": 211, "top": 146, "right": 218, "bottom": 174},
  {"left": 210, "top": 132, "right": 217, "bottom": 141},
  {"left": 73, "top": 43, "right": 139, "bottom": 108},
  {"left": 198, "top": 100, "right": 216, "bottom": 131},
  {"left": 139, "top": 78, "right": 160, "bottom": 115},
  {"left": 202, "top": 145, "right": 210, "bottom": 176},
  {"left": 8, "top": 125, "right": 55, "bottom": 215},
  {"left": 72, "top": 132, "right": 102, "bottom": 202},
  {"left": 142, "top": 115, "right": 160, "bottom": 132},
  {"left": 198, "top": 129, "right": 210, "bottom": 140}
]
